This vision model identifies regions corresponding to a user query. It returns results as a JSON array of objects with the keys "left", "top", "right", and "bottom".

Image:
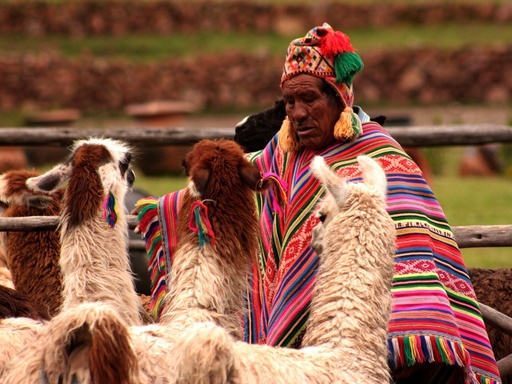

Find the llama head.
[
  {"left": 26, "top": 138, "right": 135, "bottom": 228},
  {"left": 234, "top": 98, "right": 286, "bottom": 153},
  {"left": 182, "top": 138, "right": 269, "bottom": 200},
  {"left": 310, "top": 155, "right": 387, "bottom": 254},
  {"left": 0, "top": 169, "right": 57, "bottom": 211}
]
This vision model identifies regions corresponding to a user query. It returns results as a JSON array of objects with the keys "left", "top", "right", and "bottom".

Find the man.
[{"left": 136, "top": 23, "right": 501, "bottom": 383}]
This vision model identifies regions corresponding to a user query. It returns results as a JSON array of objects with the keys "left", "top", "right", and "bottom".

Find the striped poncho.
[{"left": 136, "top": 122, "right": 501, "bottom": 384}]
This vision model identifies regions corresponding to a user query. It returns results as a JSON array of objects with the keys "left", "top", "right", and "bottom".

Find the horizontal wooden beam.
[
  {"left": 0, "top": 124, "right": 511, "bottom": 147},
  {"left": 0, "top": 216, "right": 510, "bottom": 249}
]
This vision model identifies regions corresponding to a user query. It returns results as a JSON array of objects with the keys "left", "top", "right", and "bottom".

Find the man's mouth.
[{"left": 297, "top": 127, "right": 315, "bottom": 137}]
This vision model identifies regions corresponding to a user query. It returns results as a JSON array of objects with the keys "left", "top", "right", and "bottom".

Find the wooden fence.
[
  {"left": 1, "top": 124, "right": 511, "bottom": 249},
  {"left": 1, "top": 123, "right": 512, "bottom": 377}
]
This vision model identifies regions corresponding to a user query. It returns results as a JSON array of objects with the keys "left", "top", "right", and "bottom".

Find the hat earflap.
[
  {"left": 334, "top": 107, "right": 362, "bottom": 142},
  {"left": 278, "top": 116, "right": 300, "bottom": 153}
]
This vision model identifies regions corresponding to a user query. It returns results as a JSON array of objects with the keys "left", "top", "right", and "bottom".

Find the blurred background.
[{"left": 0, "top": 0, "right": 510, "bottom": 267}]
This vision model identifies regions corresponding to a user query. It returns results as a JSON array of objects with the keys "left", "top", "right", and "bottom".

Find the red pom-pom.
[{"left": 319, "top": 30, "right": 355, "bottom": 58}]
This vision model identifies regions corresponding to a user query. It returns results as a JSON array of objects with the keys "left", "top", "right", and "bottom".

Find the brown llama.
[
  {"left": 158, "top": 138, "right": 271, "bottom": 337},
  {"left": 0, "top": 169, "right": 63, "bottom": 319}
]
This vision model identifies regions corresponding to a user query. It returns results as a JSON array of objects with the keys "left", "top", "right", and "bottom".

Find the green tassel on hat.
[{"left": 334, "top": 52, "right": 364, "bottom": 86}]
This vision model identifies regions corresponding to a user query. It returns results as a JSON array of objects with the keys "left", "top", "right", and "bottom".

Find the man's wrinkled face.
[{"left": 282, "top": 74, "right": 342, "bottom": 150}]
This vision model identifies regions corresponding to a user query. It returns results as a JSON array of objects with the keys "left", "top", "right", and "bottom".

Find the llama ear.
[
  {"left": 25, "top": 195, "right": 54, "bottom": 209},
  {"left": 26, "top": 162, "right": 72, "bottom": 193},
  {"left": 239, "top": 161, "right": 264, "bottom": 191},
  {"left": 357, "top": 156, "right": 387, "bottom": 199},
  {"left": 310, "top": 156, "right": 347, "bottom": 205},
  {"left": 190, "top": 166, "right": 211, "bottom": 197}
]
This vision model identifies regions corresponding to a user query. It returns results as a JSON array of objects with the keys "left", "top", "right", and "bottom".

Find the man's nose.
[{"left": 289, "top": 103, "right": 308, "bottom": 124}]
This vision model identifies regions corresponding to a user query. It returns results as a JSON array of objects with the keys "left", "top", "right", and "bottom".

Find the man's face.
[{"left": 282, "top": 74, "right": 342, "bottom": 150}]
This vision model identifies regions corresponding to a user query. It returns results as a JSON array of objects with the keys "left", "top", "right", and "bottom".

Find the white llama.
[{"left": 25, "top": 137, "right": 144, "bottom": 326}]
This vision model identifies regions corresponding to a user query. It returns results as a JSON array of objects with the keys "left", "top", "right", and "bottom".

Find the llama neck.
[
  {"left": 159, "top": 193, "right": 257, "bottom": 337},
  {"left": 60, "top": 204, "right": 141, "bottom": 326},
  {"left": 161, "top": 240, "right": 248, "bottom": 338},
  {"left": 302, "top": 196, "right": 395, "bottom": 354}
]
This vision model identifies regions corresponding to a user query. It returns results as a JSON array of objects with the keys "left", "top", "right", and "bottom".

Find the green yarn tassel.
[
  {"left": 334, "top": 51, "right": 364, "bottom": 86},
  {"left": 351, "top": 111, "right": 362, "bottom": 137}
]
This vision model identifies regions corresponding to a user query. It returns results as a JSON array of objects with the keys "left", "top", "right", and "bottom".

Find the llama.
[
  {"left": 0, "top": 285, "right": 50, "bottom": 320},
  {"left": 0, "top": 238, "right": 13, "bottom": 289},
  {"left": 25, "top": 137, "right": 144, "bottom": 326},
  {"left": 172, "top": 155, "right": 396, "bottom": 383},
  {"left": 0, "top": 138, "right": 154, "bottom": 383},
  {"left": 158, "top": 138, "right": 271, "bottom": 338},
  {"left": 0, "top": 316, "right": 44, "bottom": 379},
  {"left": 0, "top": 169, "right": 63, "bottom": 318},
  {"left": 7, "top": 138, "right": 274, "bottom": 384}
]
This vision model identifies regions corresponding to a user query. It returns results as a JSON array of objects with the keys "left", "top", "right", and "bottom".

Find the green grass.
[
  {"left": 133, "top": 172, "right": 187, "bottom": 197},
  {"left": 431, "top": 174, "right": 512, "bottom": 269},
  {"left": 1, "top": 23, "right": 511, "bottom": 62}
]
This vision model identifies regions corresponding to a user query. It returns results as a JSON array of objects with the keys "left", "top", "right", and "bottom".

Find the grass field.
[{"left": 1, "top": 23, "right": 511, "bottom": 62}]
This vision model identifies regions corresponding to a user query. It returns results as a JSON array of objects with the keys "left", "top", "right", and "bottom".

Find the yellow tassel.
[
  {"left": 333, "top": 107, "right": 362, "bottom": 142},
  {"left": 278, "top": 116, "right": 300, "bottom": 152}
]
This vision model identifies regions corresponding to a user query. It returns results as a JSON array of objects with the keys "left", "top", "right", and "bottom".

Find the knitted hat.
[{"left": 278, "top": 23, "right": 364, "bottom": 152}]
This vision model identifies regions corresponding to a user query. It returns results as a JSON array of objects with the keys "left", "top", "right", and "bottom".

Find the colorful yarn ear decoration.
[
  {"left": 261, "top": 172, "right": 288, "bottom": 215},
  {"left": 188, "top": 200, "right": 215, "bottom": 248},
  {"left": 334, "top": 107, "right": 362, "bottom": 142},
  {"left": 102, "top": 192, "right": 118, "bottom": 228}
]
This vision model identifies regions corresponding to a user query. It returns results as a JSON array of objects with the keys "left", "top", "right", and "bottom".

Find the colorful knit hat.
[{"left": 278, "top": 23, "right": 364, "bottom": 152}]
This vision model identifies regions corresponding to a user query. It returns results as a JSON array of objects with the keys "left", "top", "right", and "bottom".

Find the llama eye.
[{"left": 318, "top": 213, "right": 326, "bottom": 223}]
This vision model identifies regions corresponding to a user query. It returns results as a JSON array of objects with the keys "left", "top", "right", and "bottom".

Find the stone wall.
[
  {"left": 0, "top": 1, "right": 511, "bottom": 36},
  {"left": 1, "top": 47, "right": 510, "bottom": 113},
  {"left": 0, "top": 1, "right": 510, "bottom": 113}
]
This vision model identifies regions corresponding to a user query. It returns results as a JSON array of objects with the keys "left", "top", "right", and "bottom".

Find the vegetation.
[{"left": 1, "top": 23, "right": 511, "bottom": 62}]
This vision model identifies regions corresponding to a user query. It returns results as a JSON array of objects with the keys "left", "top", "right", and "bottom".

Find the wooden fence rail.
[
  {"left": 0, "top": 216, "right": 510, "bottom": 250},
  {"left": 0, "top": 124, "right": 511, "bottom": 147}
]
